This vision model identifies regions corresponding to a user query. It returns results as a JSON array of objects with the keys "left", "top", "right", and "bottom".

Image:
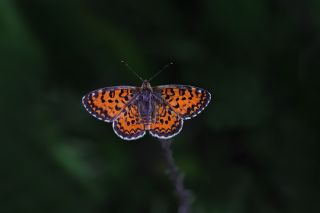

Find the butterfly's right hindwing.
[{"left": 113, "top": 104, "right": 146, "bottom": 140}]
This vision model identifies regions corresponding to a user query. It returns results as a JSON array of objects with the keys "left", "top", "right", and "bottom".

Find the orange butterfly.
[{"left": 82, "top": 80, "right": 211, "bottom": 140}]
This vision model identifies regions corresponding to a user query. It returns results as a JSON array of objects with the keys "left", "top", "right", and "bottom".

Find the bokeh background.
[{"left": 1, "top": 0, "right": 319, "bottom": 212}]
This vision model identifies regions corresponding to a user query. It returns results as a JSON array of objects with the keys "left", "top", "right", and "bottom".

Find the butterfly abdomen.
[{"left": 136, "top": 89, "right": 156, "bottom": 128}]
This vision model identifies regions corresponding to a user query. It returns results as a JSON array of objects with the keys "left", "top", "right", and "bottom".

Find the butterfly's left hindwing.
[
  {"left": 149, "top": 103, "right": 183, "bottom": 139},
  {"left": 82, "top": 86, "right": 137, "bottom": 122}
]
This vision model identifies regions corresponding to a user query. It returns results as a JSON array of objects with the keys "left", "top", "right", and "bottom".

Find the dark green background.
[{"left": 1, "top": 0, "right": 319, "bottom": 212}]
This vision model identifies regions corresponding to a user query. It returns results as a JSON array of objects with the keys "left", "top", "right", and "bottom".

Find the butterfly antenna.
[
  {"left": 121, "top": 60, "right": 144, "bottom": 82},
  {"left": 148, "top": 62, "right": 174, "bottom": 82}
]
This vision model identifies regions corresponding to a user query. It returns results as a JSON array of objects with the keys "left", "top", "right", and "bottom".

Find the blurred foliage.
[{"left": 1, "top": 0, "right": 320, "bottom": 212}]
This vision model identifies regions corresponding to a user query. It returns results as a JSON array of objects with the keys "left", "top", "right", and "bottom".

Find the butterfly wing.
[
  {"left": 153, "top": 85, "right": 211, "bottom": 120},
  {"left": 82, "top": 86, "right": 138, "bottom": 122},
  {"left": 113, "top": 104, "right": 146, "bottom": 140},
  {"left": 149, "top": 103, "right": 183, "bottom": 139}
]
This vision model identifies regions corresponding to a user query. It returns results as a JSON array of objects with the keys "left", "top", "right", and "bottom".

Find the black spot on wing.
[
  {"left": 173, "top": 103, "right": 180, "bottom": 108},
  {"left": 179, "top": 89, "right": 185, "bottom": 96},
  {"left": 119, "top": 89, "right": 125, "bottom": 97},
  {"left": 109, "top": 91, "right": 115, "bottom": 98}
]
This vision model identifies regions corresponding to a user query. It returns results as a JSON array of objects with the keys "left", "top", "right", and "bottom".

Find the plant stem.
[{"left": 159, "top": 139, "right": 193, "bottom": 213}]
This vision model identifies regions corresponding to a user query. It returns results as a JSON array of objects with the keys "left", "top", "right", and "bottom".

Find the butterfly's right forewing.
[{"left": 82, "top": 86, "right": 138, "bottom": 122}]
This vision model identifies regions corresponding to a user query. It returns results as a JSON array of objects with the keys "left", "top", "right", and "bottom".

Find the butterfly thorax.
[{"left": 136, "top": 80, "right": 157, "bottom": 127}]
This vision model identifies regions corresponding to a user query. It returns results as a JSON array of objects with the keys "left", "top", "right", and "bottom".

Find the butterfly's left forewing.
[
  {"left": 82, "top": 86, "right": 138, "bottom": 122},
  {"left": 153, "top": 85, "right": 211, "bottom": 120}
]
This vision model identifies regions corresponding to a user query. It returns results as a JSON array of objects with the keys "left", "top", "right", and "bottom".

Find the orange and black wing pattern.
[
  {"left": 82, "top": 86, "right": 138, "bottom": 122},
  {"left": 154, "top": 85, "right": 211, "bottom": 120},
  {"left": 149, "top": 103, "right": 183, "bottom": 139},
  {"left": 113, "top": 104, "right": 145, "bottom": 140}
]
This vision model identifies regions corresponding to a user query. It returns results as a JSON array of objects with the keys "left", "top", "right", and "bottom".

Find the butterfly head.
[{"left": 141, "top": 80, "right": 152, "bottom": 91}]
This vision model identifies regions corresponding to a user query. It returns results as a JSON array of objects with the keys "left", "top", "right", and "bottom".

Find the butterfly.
[{"left": 82, "top": 80, "right": 211, "bottom": 140}]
